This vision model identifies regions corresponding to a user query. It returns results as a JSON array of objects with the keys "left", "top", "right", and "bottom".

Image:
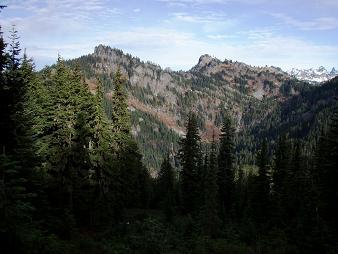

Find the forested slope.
[{"left": 66, "top": 45, "right": 337, "bottom": 169}]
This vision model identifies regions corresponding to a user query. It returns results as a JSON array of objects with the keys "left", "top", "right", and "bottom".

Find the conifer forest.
[{"left": 1, "top": 3, "right": 338, "bottom": 254}]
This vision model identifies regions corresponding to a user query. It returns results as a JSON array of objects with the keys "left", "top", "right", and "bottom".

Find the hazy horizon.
[{"left": 1, "top": 0, "right": 338, "bottom": 71}]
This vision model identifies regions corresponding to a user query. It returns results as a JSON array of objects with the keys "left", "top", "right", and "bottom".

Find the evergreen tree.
[
  {"left": 287, "top": 141, "right": 305, "bottom": 221},
  {"left": 315, "top": 102, "right": 338, "bottom": 242},
  {"left": 111, "top": 68, "right": 131, "bottom": 146},
  {"left": 0, "top": 25, "right": 8, "bottom": 153},
  {"left": 251, "top": 139, "right": 270, "bottom": 224},
  {"left": 0, "top": 26, "right": 23, "bottom": 154},
  {"left": 272, "top": 134, "right": 290, "bottom": 223},
  {"left": 157, "top": 154, "right": 176, "bottom": 221},
  {"left": 109, "top": 70, "right": 150, "bottom": 209},
  {"left": 179, "top": 112, "right": 202, "bottom": 215},
  {"left": 70, "top": 112, "right": 93, "bottom": 226},
  {"left": 217, "top": 113, "right": 235, "bottom": 222},
  {"left": 199, "top": 135, "right": 220, "bottom": 237},
  {"left": 0, "top": 28, "right": 39, "bottom": 253},
  {"left": 118, "top": 140, "right": 150, "bottom": 208},
  {"left": 0, "top": 25, "right": 6, "bottom": 73},
  {"left": 8, "top": 26, "right": 20, "bottom": 71}
]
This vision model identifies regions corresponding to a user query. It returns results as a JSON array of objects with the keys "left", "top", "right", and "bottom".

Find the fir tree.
[
  {"left": 251, "top": 139, "right": 270, "bottom": 224},
  {"left": 217, "top": 113, "right": 235, "bottom": 222},
  {"left": 157, "top": 154, "right": 176, "bottom": 221},
  {"left": 272, "top": 134, "right": 290, "bottom": 223},
  {"left": 0, "top": 28, "right": 38, "bottom": 253},
  {"left": 200, "top": 134, "right": 220, "bottom": 237},
  {"left": 109, "top": 69, "right": 150, "bottom": 209},
  {"left": 8, "top": 26, "right": 21, "bottom": 71},
  {"left": 111, "top": 68, "right": 131, "bottom": 146},
  {"left": 0, "top": 25, "right": 9, "bottom": 153},
  {"left": 179, "top": 112, "right": 202, "bottom": 215}
]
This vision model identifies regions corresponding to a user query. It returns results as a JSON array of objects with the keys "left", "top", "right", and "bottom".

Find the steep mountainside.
[
  {"left": 66, "top": 45, "right": 337, "bottom": 171},
  {"left": 288, "top": 66, "right": 338, "bottom": 83}
]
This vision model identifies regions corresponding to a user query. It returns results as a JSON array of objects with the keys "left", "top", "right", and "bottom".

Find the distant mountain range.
[
  {"left": 287, "top": 66, "right": 338, "bottom": 84},
  {"left": 65, "top": 45, "right": 338, "bottom": 171}
]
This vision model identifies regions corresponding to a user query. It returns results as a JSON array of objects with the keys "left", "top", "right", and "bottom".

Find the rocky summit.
[{"left": 66, "top": 45, "right": 337, "bottom": 171}]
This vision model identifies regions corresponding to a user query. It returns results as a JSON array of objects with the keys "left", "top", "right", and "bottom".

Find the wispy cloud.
[
  {"left": 1, "top": 0, "right": 337, "bottom": 70},
  {"left": 207, "top": 34, "right": 238, "bottom": 40},
  {"left": 168, "top": 11, "right": 237, "bottom": 33},
  {"left": 158, "top": 0, "right": 269, "bottom": 7},
  {"left": 272, "top": 13, "right": 338, "bottom": 31},
  {"left": 4, "top": 0, "right": 121, "bottom": 32},
  {"left": 171, "top": 12, "right": 229, "bottom": 24},
  {"left": 94, "top": 27, "right": 338, "bottom": 70},
  {"left": 158, "top": 0, "right": 226, "bottom": 6}
]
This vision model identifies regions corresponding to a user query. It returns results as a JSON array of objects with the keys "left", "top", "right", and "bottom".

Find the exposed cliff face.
[
  {"left": 93, "top": 45, "right": 183, "bottom": 113},
  {"left": 190, "top": 54, "right": 292, "bottom": 99},
  {"left": 93, "top": 45, "right": 294, "bottom": 100},
  {"left": 75, "top": 44, "right": 308, "bottom": 137}
]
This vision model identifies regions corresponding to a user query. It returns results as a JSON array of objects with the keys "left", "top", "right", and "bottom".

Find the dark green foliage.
[
  {"left": 272, "top": 135, "right": 291, "bottom": 223},
  {"left": 111, "top": 68, "right": 131, "bottom": 145},
  {"left": 250, "top": 139, "right": 270, "bottom": 224},
  {"left": 130, "top": 110, "right": 180, "bottom": 172},
  {"left": 279, "top": 81, "right": 292, "bottom": 96},
  {"left": 117, "top": 140, "right": 151, "bottom": 209},
  {"left": 314, "top": 101, "right": 338, "bottom": 249},
  {"left": 2, "top": 25, "right": 338, "bottom": 254},
  {"left": 179, "top": 112, "right": 202, "bottom": 215},
  {"left": 156, "top": 154, "right": 176, "bottom": 220},
  {"left": 8, "top": 26, "right": 21, "bottom": 70},
  {"left": 0, "top": 27, "right": 41, "bottom": 253},
  {"left": 217, "top": 113, "right": 235, "bottom": 223},
  {"left": 199, "top": 135, "right": 220, "bottom": 237}
]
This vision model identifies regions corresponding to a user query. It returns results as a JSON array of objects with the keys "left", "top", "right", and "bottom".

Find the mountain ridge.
[
  {"left": 65, "top": 44, "right": 337, "bottom": 170},
  {"left": 287, "top": 66, "right": 338, "bottom": 83}
]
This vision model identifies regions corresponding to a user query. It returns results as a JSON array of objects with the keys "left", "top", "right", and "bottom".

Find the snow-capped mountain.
[{"left": 287, "top": 66, "right": 338, "bottom": 83}]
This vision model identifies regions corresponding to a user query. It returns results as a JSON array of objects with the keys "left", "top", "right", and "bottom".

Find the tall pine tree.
[
  {"left": 157, "top": 154, "right": 176, "bottom": 221},
  {"left": 217, "top": 113, "right": 235, "bottom": 223},
  {"left": 199, "top": 134, "right": 220, "bottom": 237},
  {"left": 179, "top": 112, "right": 202, "bottom": 215},
  {"left": 111, "top": 68, "right": 131, "bottom": 146},
  {"left": 251, "top": 139, "right": 270, "bottom": 224}
]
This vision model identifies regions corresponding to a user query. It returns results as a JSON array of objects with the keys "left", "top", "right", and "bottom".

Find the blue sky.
[{"left": 1, "top": 0, "right": 337, "bottom": 71}]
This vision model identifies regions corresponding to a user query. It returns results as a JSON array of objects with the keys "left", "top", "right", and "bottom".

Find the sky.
[{"left": 0, "top": 0, "right": 337, "bottom": 71}]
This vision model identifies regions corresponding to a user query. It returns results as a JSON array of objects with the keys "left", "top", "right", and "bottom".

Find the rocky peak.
[
  {"left": 317, "top": 66, "right": 326, "bottom": 73},
  {"left": 331, "top": 67, "right": 337, "bottom": 75},
  {"left": 198, "top": 54, "right": 214, "bottom": 65},
  {"left": 94, "top": 44, "right": 115, "bottom": 55},
  {"left": 192, "top": 54, "right": 222, "bottom": 71},
  {"left": 94, "top": 44, "right": 105, "bottom": 54}
]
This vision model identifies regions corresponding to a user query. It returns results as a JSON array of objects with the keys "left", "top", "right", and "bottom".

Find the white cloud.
[
  {"left": 3, "top": 0, "right": 121, "bottom": 36},
  {"left": 168, "top": 12, "right": 237, "bottom": 33},
  {"left": 172, "top": 12, "right": 229, "bottom": 24},
  {"left": 93, "top": 27, "right": 338, "bottom": 71},
  {"left": 18, "top": 25, "right": 338, "bottom": 70},
  {"left": 158, "top": 0, "right": 269, "bottom": 7},
  {"left": 207, "top": 34, "right": 238, "bottom": 40},
  {"left": 272, "top": 13, "right": 338, "bottom": 31},
  {"left": 159, "top": 0, "right": 226, "bottom": 6},
  {"left": 2, "top": 0, "right": 337, "bottom": 71}
]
